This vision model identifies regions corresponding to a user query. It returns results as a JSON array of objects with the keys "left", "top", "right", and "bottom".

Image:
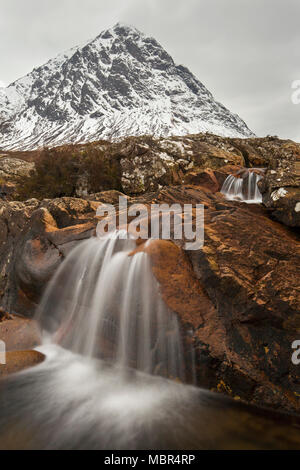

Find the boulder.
[
  {"left": 130, "top": 185, "right": 300, "bottom": 414},
  {"left": 0, "top": 315, "right": 41, "bottom": 351},
  {"left": 0, "top": 156, "right": 35, "bottom": 200},
  {"left": 0, "top": 350, "right": 45, "bottom": 378},
  {"left": 0, "top": 141, "right": 299, "bottom": 415},
  {"left": 263, "top": 186, "right": 300, "bottom": 227},
  {"left": 184, "top": 168, "right": 220, "bottom": 192},
  {"left": 133, "top": 239, "right": 224, "bottom": 385},
  {"left": 213, "top": 164, "right": 244, "bottom": 188},
  {"left": 7, "top": 134, "right": 299, "bottom": 200},
  {"left": 259, "top": 144, "right": 300, "bottom": 227},
  {"left": 0, "top": 197, "right": 99, "bottom": 317},
  {"left": 0, "top": 156, "right": 34, "bottom": 181},
  {"left": 86, "top": 190, "right": 129, "bottom": 205}
]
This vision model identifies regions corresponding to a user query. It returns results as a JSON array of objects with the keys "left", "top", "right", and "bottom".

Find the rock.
[
  {"left": 259, "top": 144, "right": 300, "bottom": 227},
  {"left": 191, "top": 141, "right": 244, "bottom": 168},
  {"left": 264, "top": 187, "right": 300, "bottom": 227},
  {"left": 0, "top": 156, "right": 34, "bottom": 180},
  {"left": 230, "top": 136, "right": 298, "bottom": 167},
  {"left": 6, "top": 134, "right": 300, "bottom": 200},
  {"left": 118, "top": 135, "right": 246, "bottom": 194},
  {"left": 0, "top": 156, "right": 35, "bottom": 200},
  {"left": 0, "top": 181, "right": 16, "bottom": 201},
  {"left": 86, "top": 190, "right": 129, "bottom": 205},
  {"left": 212, "top": 164, "right": 244, "bottom": 188},
  {"left": 184, "top": 169, "right": 220, "bottom": 192},
  {"left": 0, "top": 138, "right": 299, "bottom": 415},
  {"left": 133, "top": 239, "right": 224, "bottom": 384},
  {"left": 229, "top": 140, "right": 265, "bottom": 167},
  {"left": 109, "top": 134, "right": 298, "bottom": 198},
  {"left": 0, "top": 316, "right": 41, "bottom": 351},
  {"left": 120, "top": 148, "right": 183, "bottom": 194},
  {"left": 0, "top": 350, "right": 45, "bottom": 378},
  {"left": 0, "top": 197, "right": 98, "bottom": 317},
  {"left": 129, "top": 184, "right": 300, "bottom": 414},
  {"left": 0, "top": 307, "right": 12, "bottom": 322},
  {"left": 40, "top": 197, "right": 100, "bottom": 228}
]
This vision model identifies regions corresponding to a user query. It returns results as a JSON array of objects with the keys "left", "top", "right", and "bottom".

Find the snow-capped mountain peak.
[{"left": 0, "top": 23, "right": 254, "bottom": 150}]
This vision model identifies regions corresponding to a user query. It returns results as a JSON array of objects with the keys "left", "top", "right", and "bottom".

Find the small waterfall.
[
  {"left": 36, "top": 231, "right": 186, "bottom": 381},
  {"left": 221, "top": 169, "right": 264, "bottom": 203}
]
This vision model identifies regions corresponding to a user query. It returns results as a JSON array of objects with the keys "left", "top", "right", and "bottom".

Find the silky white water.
[
  {"left": 0, "top": 344, "right": 299, "bottom": 450},
  {"left": 0, "top": 233, "right": 300, "bottom": 449},
  {"left": 221, "top": 170, "right": 263, "bottom": 203},
  {"left": 36, "top": 231, "right": 186, "bottom": 381}
]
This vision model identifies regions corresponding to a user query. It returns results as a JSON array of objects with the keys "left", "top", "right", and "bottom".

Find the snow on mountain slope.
[{"left": 0, "top": 23, "right": 254, "bottom": 151}]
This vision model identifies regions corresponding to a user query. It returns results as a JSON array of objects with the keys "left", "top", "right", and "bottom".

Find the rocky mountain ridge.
[{"left": 0, "top": 23, "right": 253, "bottom": 151}]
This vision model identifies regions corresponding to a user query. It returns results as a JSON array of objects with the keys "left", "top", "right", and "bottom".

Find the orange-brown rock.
[
  {"left": 129, "top": 184, "right": 300, "bottom": 413},
  {"left": 213, "top": 164, "right": 243, "bottom": 187},
  {"left": 0, "top": 197, "right": 99, "bottom": 316},
  {"left": 259, "top": 144, "right": 300, "bottom": 227},
  {"left": 0, "top": 176, "right": 299, "bottom": 415},
  {"left": 133, "top": 239, "right": 226, "bottom": 383},
  {"left": 0, "top": 316, "right": 41, "bottom": 351},
  {"left": 0, "top": 350, "right": 45, "bottom": 378},
  {"left": 185, "top": 169, "right": 220, "bottom": 192},
  {"left": 6, "top": 134, "right": 299, "bottom": 199}
]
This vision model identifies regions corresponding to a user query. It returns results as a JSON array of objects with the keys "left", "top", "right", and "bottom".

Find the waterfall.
[
  {"left": 36, "top": 231, "right": 186, "bottom": 381},
  {"left": 221, "top": 169, "right": 264, "bottom": 203}
]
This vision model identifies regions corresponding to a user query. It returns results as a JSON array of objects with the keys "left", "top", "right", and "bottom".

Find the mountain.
[{"left": 0, "top": 23, "right": 254, "bottom": 151}]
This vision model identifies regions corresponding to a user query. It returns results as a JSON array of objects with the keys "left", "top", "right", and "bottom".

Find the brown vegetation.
[{"left": 16, "top": 144, "right": 122, "bottom": 200}]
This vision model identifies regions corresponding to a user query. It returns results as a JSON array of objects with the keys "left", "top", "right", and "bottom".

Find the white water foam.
[
  {"left": 0, "top": 233, "right": 299, "bottom": 449},
  {"left": 221, "top": 169, "right": 264, "bottom": 204},
  {"left": 36, "top": 231, "right": 186, "bottom": 381}
]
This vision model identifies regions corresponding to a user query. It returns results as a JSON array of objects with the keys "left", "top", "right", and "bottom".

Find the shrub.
[
  {"left": 16, "top": 144, "right": 122, "bottom": 200},
  {"left": 81, "top": 145, "right": 122, "bottom": 194},
  {"left": 16, "top": 146, "right": 80, "bottom": 200}
]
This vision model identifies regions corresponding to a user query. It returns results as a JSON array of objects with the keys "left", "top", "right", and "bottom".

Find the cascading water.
[
  {"left": 1, "top": 232, "right": 300, "bottom": 449},
  {"left": 36, "top": 231, "right": 186, "bottom": 381},
  {"left": 221, "top": 169, "right": 264, "bottom": 203}
]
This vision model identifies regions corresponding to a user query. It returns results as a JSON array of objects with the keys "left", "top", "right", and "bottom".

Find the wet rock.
[
  {"left": 0, "top": 197, "right": 98, "bottom": 317},
  {"left": 0, "top": 315, "right": 41, "bottom": 351},
  {"left": 130, "top": 185, "right": 300, "bottom": 414},
  {"left": 0, "top": 156, "right": 299, "bottom": 415},
  {"left": 0, "top": 350, "right": 45, "bottom": 378},
  {"left": 259, "top": 141, "right": 300, "bottom": 227},
  {"left": 184, "top": 169, "right": 220, "bottom": 192},
  {"left": 134, "top": 239, "right": 224, "bottom": 384},
  {"left": 213, "top": 164, "right": 244, "bottom": 188}
]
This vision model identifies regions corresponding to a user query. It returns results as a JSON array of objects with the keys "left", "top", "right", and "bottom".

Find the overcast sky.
[{"left": 0, "top": 0, "right": 299, "bottom": 141}]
